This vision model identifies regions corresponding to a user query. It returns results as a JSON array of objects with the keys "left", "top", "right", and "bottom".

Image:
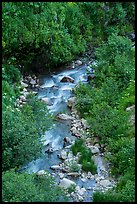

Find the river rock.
[
  {"left": 19, "top": 95, "right": 26, "bottom": 102},
  {"left": 59, "top": 178, "right": 76, "bottom": 189},
  {"left": 50, "top": 165, "right": 61, "bottom": 170},
  {"left": 67, "top": 172, "right": 80, "bottom": 177},
  {"left": 32, "top": 91, "right": 38, "bottom": 95},
  {"left": 21, "top": 81, "right": 28, "bottom": 88},
  {"left": 60, "top": 76, "right": 75, "bottom": 83},
  {"left": 77, "top": 187, "right": 86, "bottom": 196},
  {"left": 41, "top": 98, "right": 52, "bottom": 105},
  {"left": 77, "top": 194, "right": 84, "bottom": 201},
  {"left": 23, "top": 88, "right": 28, "bottom": 92},
  {"left": 81, "top": 178, "right": 87, "bottom": 182},
  {"left": 57, "top": 113, "right": 74, "bottom": 120},
  {"left": 64, "top": 145, "right": 72, "bottom": 149},
  {"left": 63, "top": 138, "right": 72, "bottom": 148},
  {"left": 58, "top": 173, "right": 64, "bottom": 179},
  {"left": 75, "top": 60, "right": 83, "bottom": 66},
  {"left": 100, "top": 179, "right": 112, "bottom": 187},
  {"left": 88, "top": 145, "right": 100, "bottom": 154},
  {"left": 81, "top": 118, "right": 90, "bottom": 129},
  {"left": 59, "top": 150, "right": 68, "bottom": 160},
  {"left": 126, "top": 105, "right": 135, "bottom": 112},
  {"left": 36, "top": 170, "right": 47, "bottom": 176},
  {"left": 30, "top": 78, "right": 36, "bottom": 85},
  {"left": 67, "top": 97, "right": 76, "bottom": 108},
  {"left": 67, "top": 152, "right": 73, "bottom": 159}
]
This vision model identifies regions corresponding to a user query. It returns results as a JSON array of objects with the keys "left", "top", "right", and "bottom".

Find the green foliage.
[
  {"left": 94, "top": 34, "right": 135, "bottom": 88},
  {"left": 79, "top": 148, "right": 97, "bottom": 174},
  {"left": 3, "top": 2, "right": 134, "bottom": 71},
  {"left": 66, "top": 184, "right": 76, "bottom": 194},
  {"left": 108, "top": 137, "right": 135, "bottom": 176},
  {"left": 118, "top": 80, "right": 135, "bottom": 110},
  {"left": 74, "top": 34, "right": 135, "bottom": 202},
  {"left": 79, "top": 148, "right": 92, "bottom": 163},
  {"left": 93, "top": 190, "right": 122, "bottom": 202},
  {"left": 2, "top": 88, "right": 53, "bottom": 171},
  {"left": 2, "top": 62, "right": 21, "bottom": 83},
  {"left": 93, "top": 178, "right": 135, "bottom": 202},
  {"left": 87, "top": 103, "right": 129, "bottom": 141},
  {"left": 71, "top": 138, "right": 85, "bottom": 156},
  {"left": 71, "top": 139, "right": 97, "bottom": 174},
  {"left": 81, "top": 160, "right": 96, "bottom": 174},
  {"left": 2, "top": 169, "right": 69, "bottom": 202},
  {"left": 67, "top": 160, "right": 81, "bottom": 172}
]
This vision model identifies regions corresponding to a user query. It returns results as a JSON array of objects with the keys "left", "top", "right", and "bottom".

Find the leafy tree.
[
  {"left": 2, "top": 84, "right": 53, "bottom": 171},
  {"left": 2, "top": 169, "right": 69, "bottom": 202}
]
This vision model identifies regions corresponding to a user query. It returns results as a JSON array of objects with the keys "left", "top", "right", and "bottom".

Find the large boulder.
[
  {"left": 59, "top": 178, "right": 76, "bottom": 189},
  {"left": 57, "top": 113, "right": 74, "bottom": 120},
  {"left": 60, "top": 76, "right": 75, "bottom": 83},
  {"left": 67, "top": 97, "right": 76, "bottom": 108}
]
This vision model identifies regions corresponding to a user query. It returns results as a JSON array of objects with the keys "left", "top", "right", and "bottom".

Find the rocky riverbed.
[{"left": 17, "top": 58, "right": 117, "bottom": 202}]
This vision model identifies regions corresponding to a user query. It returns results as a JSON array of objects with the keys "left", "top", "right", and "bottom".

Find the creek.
[{"left": 19, "top": 61, "right": 115, "bottom": 202}]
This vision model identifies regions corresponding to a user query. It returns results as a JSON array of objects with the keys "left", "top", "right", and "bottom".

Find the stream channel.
[{"left": 19, "top": 62, "right": 112, "bottom": 202}]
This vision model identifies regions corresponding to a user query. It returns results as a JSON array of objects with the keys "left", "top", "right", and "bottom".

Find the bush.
[
  {"left": 93, "top": 177, "right": 135, "bottom": 202},
  {"left": 93, "top": 191, "right": 121, "bottom": 202},
  {"left": 93, "top": 34, "right": 135, "bottom": 89},
  {"left": 71, "top": 138, "right": 85, "bottom": 156},
  {"left": 118, "top": 80, "right": 135, "bottom": 110},
  {"left": 2, "top": 93, "right": 53, "bottom": 171},
  {"left": 2, "top": 169, "right": 69, "bottom": 202},
  {"left": 67, "top": 160, "right": 81, "bottom": 172},
  {"left": 79, "top": 148, "right": 97, "bottom": 174},
  {"left": 87, "top": 103, "right": 129, "bottom": 141},
  {"left": 108, "top": 137, "right": 135, "bottom": 176},
  {"left": 2, "top": 62, "right": 21, "bottom": 83},
  {"left": 79, "top": 148, "right": 92, "bottom": 163},
  {"left": 81, "top": 160, "right": 97, "bottom": 174}
]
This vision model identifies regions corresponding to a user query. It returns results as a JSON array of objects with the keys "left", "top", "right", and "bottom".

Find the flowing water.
[
  {"left": 20, "top": 63, "right": 109, "bottom": 202},
  {"left": 27, "top": 64, "right": 89, "bottom": 173}
]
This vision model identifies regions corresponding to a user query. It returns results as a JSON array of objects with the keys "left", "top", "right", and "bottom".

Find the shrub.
[
  {"left": 87, "top": 102, "right": 129, "bottom": 142},
  {"left": 93, "top": 178, "right": 135, "bottom": 202},
  {"left": 2, "top": 169, "right": 69, "bottom": 202},
  {"left": 81, "top": 160, "right": 97, "bottom": 174},
  {"left": 93, "top": 190, "right": 122, "bottom": 202},
  {"left": 93, "top": 34, "right": 135, "bottom": 89},
  {"left": 79, "top": 148, "right": 92, "bottom": 163},
  {"left": 2, "top": 62, "right": 21, "bottom": 83},
  {"left": 2, "top": 93, "right": 53, "bottom": 171},
  {"left": 79, "top": 148, "right": 97, "bottom": 174},
  {"left": 67, "top": 160, "right": 81, "bottom": 172},
  {"left": 71, "top": 138, "right": 85, "bottom": 156},
  {"left": 108, "top": 137, "right": 135, "bottom": 176},
  {"left": 118, "top": 80, "right": 135, "bottom": 110}
]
